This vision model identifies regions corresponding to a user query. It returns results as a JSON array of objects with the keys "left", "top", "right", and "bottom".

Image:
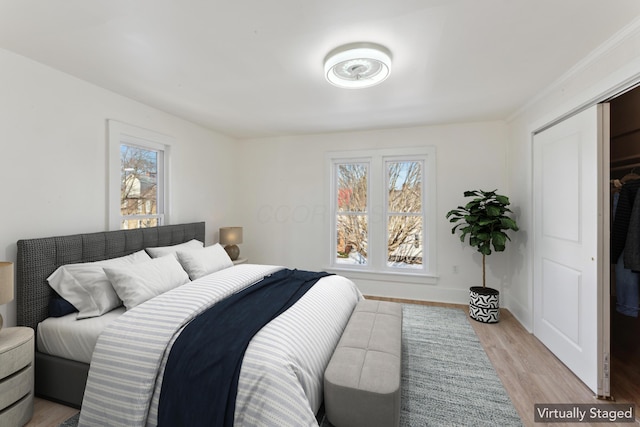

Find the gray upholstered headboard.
[{"left": 16, "top": 222, "right": 205, "bottom": 331}]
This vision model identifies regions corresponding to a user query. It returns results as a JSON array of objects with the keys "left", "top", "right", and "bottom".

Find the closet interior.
[{"left": 609, "top": 87, "right": 640, "bottom": 406}]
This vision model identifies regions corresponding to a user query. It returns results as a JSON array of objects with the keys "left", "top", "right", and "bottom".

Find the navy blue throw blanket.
[{"left": 158, "top": 268, "right": 331, "bottom": 427}]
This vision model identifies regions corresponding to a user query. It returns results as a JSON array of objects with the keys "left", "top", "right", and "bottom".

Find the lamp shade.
[
  {"left": 0, "top": 262, "right": 14, "bottom": 305},
  {"left": 219, "top": 227, "right": 243, "bottom": 246}
]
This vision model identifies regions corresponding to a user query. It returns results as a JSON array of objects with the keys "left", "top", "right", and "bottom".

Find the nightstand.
[
  {"left": 233, "top": 258, "right": 248, "bottom": 265},
  {"left": 0, "top": 327, "right": 34, "bottom": 427}
]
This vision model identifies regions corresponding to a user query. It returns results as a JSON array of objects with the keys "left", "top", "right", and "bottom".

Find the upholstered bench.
[{"left": 324, "top": 299, "right": 402, "bottom": 427}]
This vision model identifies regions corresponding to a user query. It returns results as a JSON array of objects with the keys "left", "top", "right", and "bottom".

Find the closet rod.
[{"left": 611, "top": 162, "right": 640, "bottom": 173}]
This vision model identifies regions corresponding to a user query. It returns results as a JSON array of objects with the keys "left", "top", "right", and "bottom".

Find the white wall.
[
  {"left": 237, "top": 121, "right": 512, "bottom": 304},
  {"left": 0, "top": 48, "right": 238, "bottom": 327},
  {"left": 506, "top": 19, "right": 640, "bottom": 330}
]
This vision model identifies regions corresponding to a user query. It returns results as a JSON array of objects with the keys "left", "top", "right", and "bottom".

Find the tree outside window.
[
  {"left": 120, "top": 145, "right": 161, "bottom": 229},
  {"left": 387, "top": 160, "right": 423, "bottom": 269},
  {"left": 108, "top": 120, "right": 170, "bottom": 231},
  {"left": 336, "top": 163, "right": 369, "bottom": 265},
  {"left": 330, "top": 149, "right": 433, "bottom": 275}
]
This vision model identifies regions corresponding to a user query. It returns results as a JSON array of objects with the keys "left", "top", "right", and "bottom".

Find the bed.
[{"left": 16, "top": 222, "right": 362, "bottom": 426}]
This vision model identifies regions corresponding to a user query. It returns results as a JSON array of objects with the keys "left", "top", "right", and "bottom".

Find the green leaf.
[
  {"left": 495, "top": 195, "right": 509, "bottom": 205},
  {"left": 492, "top": 232, "right": 507, "bottom": 247},
  {"left": 477, "top": 218, "right": 495, "bottom": 226},
  {"left": 501, "top": 217, "right": 519, "bottom": 230},
  {"left": 479, "top": 245, "right": 492, "bottom": 255},
  {"left": 486, "top": 205, "right": 501, "bottom": 216}
]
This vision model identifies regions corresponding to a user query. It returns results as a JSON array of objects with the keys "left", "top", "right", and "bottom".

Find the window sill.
[{"left": 324, "top": 266, "right": 438, "bottom": 285}]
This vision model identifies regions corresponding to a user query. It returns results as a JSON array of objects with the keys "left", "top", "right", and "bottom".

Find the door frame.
[{"left": 596, "top": 103, "right": 611, "bottom": 398}]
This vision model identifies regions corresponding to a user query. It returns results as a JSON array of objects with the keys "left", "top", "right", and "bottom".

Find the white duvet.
[{"left": 79, "top": 264, "right": 361, "bottom": 426}]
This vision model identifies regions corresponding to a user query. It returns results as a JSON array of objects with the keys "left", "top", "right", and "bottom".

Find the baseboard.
[{"left": 363, "top": 294, "right": 467, "bottom": 310}]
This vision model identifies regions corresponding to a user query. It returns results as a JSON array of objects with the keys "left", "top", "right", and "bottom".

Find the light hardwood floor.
[
  {"left": 27, "top": 397, "right": 78, "bottom": 427},
  {"left": 26, "top": 300, "right": 639, "bottom": 427}
]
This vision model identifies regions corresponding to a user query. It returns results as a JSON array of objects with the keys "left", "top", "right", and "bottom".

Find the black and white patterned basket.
[{"left": 469, "top": 286, "right": 500, "bottom": 323}]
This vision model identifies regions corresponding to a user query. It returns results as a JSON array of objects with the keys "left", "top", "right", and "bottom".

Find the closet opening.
[{"left": 608, "top": 86, "right": 640, "bottom": 408}]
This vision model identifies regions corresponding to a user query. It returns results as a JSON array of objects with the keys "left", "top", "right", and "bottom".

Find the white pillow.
[
  {"left": 47, "top": 250, "right": 152, "bottom": 319},
  {"left": 104, "top": 255, "right": 190, "bottom": 310},
  {"left": 145, "top": 239, "right": 204, "bottom": 258},
  {"left": 176, "top": 243, "right": 234, "bottom": 280}
]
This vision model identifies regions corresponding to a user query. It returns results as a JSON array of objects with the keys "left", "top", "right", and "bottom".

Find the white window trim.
[
  {"left": 325, "top": 147, "right": 437, "bottom": 282},
  {"left": 107, "top": 120, "right": 173, "bottom": 230}
]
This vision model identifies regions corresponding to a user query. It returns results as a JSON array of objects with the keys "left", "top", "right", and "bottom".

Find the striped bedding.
[{"left": 79, "top": 264, "right": 362, "bottom": 426}]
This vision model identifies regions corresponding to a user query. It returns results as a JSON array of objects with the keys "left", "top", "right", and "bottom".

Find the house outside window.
[
  {"left": 328, "top": 147, "right": 436, "bottom": 278},
  {"left": 108, "top": 121, "right": 172, "bottom": 230},
  {"left": 120, "top": 144, "right": 162, "bottom": 229}
]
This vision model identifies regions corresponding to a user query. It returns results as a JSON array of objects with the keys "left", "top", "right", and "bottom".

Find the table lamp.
[
  {"left": 219, "top": 227, "right": 243, "bottom": 261},
  {"left": 0, "top": 262, "right": 14, "bottom": 331}
]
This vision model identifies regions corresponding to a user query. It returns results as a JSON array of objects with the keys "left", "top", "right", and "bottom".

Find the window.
[
  {"left": 335, "top": 162, "right": 369, "bottom": 265},
  {"left": 108, "top": 121, "right": 172, "bottom": 230},
  {"left": 328, "top": 147, "right": 436, "bottom": 278},
  {"left": 386, "top": 159, "right": 423, "bottom": 269}
]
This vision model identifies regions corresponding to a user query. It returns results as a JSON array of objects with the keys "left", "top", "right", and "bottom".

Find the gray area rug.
[
  {"left": 61, "top": 304, "right": 521, "bottom": 426},
  {"left": 398, "top": 304, "right": 521, "bottom": 426},
  {"left": 58, "top": 413, "right": 79, "bottom": 427}
]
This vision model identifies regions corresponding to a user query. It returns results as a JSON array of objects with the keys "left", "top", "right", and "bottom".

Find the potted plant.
[{"left": 446, "top": 190, "right": 519, "bottom": 323}]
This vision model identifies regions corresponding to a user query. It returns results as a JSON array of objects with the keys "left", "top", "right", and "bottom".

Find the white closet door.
[{"left": 533, "top": 104, "right": 610, "bottom": 397}]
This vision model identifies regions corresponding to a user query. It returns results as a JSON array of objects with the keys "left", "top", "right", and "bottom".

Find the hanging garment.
[
  {"left": 611, "top": 180, "right": 640, "bottom": 263},
  {"left": 612, "top": 183, "right": 640, "bottom": 317},
  {"left": 624, "top": 187, "right": 640, "bottom": 271},
  {"left": 615, "top": 253, "right": 640, "bottom": 318}
]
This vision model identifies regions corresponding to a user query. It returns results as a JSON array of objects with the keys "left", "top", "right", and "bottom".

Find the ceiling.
[{"left": 2, "top": 1, "right": 640, "bottom": 139}]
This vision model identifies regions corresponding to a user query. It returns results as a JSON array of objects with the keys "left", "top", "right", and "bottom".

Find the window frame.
[
  {"left": 327, "top": 147, "right": 437, "bottom": 282},
  {"left": 108, "top": 120, "right": 172, "bottom": 230}
]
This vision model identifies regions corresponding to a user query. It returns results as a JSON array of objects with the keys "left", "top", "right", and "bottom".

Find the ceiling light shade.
[{"left": 324, "top": 43, "right": 392, "bottom": 89}]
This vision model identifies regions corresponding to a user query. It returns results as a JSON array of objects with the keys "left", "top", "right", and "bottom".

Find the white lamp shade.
[
  {"left": 219, "top": 227, "right": 243, "bottom": 246},
  {"left": 0, "top": 262, "right": 14, "bottom": 305}
]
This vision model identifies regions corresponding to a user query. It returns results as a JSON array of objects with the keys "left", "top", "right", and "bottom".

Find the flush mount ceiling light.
[{"left": 324, "top": 42, "right": 392, "bottom": 89}]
